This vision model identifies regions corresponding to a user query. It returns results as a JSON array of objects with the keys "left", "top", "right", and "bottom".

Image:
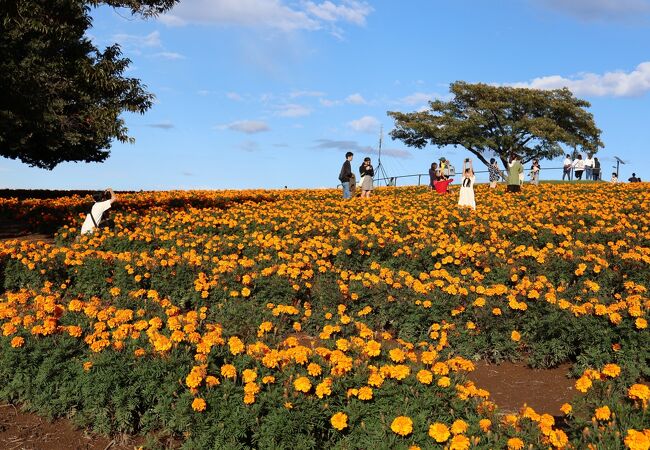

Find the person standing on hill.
[
  {"left": 488, "top": 158, "right": 504, "bottom": 189},
  {"left": 339, "top": 152, "right": 354, "bottom": 199},
  {"left": 529, "top": 159, "right": 541, "bottom": 185},
  {"left": 80, "top": 188, "right": 117, "bottom": 235},
  {"left": 584, "top": 154, "right": 594, "bottom": 180},
  {"left": 562, "top": 154, "right": 573, "bottom": 181},
  {"left": 592, "top": 157, "right": 601, "bottom": 180},
  {"left": 359, "top": 157, "right": 375, "bottom": 198},
  {"left": 458, "top": 158, "right": 476, "bottom": 209},
  {"left": 572, "top": 154, "right": 585, "bottom": 180},
  {"left": 429, "top": 162, "right": 438, "bottom": 190},
  {"left": 507, "top": 155, "right": 523, "bottom": 192},
  {"left": 628, "top": 173, "right": 642, "bottom": 182}
]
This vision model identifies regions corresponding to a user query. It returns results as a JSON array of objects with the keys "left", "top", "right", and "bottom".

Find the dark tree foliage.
[
  {"left": 0, "top": 0, "right": 177, "bottom": 169},
  {"left": 388, "top": 81, "right": 603, "bottom": 168}
]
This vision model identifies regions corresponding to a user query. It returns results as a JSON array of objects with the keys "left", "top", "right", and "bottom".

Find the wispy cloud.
[
  {"left": 313, "top": 139, "right": 412, "bottom": 159},
  {"left": 159, "top": 0, "right": 372, "bottom": 36},
  {"left": 220, "top": 120, "right": 271, "bottom": 133},
  {"left": 113, "top": 31, "right": 162, "bottom": 48},
  {"left": 237, "top": 140, "right": 260, "bottom": 152},
  {"left": 226, "top": 92, "right": 244, "bottom": 101},
  {"left": 151, "top": 51, "right": 186, "bottom": 60},
  {"left": 147, "top": 121, "right": 174, "bottom": 130},
  {"left": 275, "top": 103, "right": 312, "bottom": 117},
  {"left": 345, "top": 93, "right": 367, "bottom": 104},
  {"left": 348, "top": 115, "right": 380, "bottom": 133},
  {"left": 290, "top": 90, "right": 325, "bottom": 98},
  {"left": 534, "top": 0, "right": 650, "bottom": 21},
  {"left": 398, "top": 92, "right": 445, "bottom": 106},
  {"left": 508, "top": 61, "right": 650, "bottom": 97}
]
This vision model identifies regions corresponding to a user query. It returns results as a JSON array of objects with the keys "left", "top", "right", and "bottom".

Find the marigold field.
[{"left": 0, "top": 184, "right": 648, "bottom": 449}]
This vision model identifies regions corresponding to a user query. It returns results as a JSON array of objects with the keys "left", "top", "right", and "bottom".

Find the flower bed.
[{"left": 0, "top": 184, "right": 648, "bottom": 449}]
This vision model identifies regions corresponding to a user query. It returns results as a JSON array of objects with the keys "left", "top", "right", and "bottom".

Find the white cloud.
[
  {"left": 113, "top": 31, "right": 162, "bottom": 48},
  {"left": 348, "top": 115, "right": 380, "bottom": 133},
  {"left": 275, "top": 103, "right": 312, "bottom": 117},
  {"left": 226, "top": 92, "right": 244, "bottom": 101},
  {"left": 313, "top": 139, "right": 412, "bottom": 159},
  {"left": 151, "top": 51, "right": 185, "bottom": 60},
  {"left": 509, "top": 61, "right": 650, "bottom": 97},
  {"left": 290, "top": 90, "right": 325, "bottom": 98},
  {"left": 146, "top": 121, "right": 174, "bottom": 129},
  {"left": 160, "top": 0, "right": 372, "bottom": 34},
  {"left": 535, "top": 0, "right": 650, "bottom": 21},
  {"left": 237, "top": 140, "right": 260, "bottom": 152},
  {"left": 398, "top": 92, "right": 442, "bottom": 106},
  {"left": 345, "top": 93, "right": 367, "bottom": 104},
  {"left": 221, "top": 120, "right": 271, "bottom": 134}
]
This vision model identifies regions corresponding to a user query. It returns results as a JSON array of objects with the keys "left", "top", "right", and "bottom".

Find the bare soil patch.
[{"left": 467, "top": 361, "right": 576, "bottom": 415}]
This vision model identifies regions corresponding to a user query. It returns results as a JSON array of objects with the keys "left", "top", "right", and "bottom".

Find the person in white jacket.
[
  {"left": 584, "top": 154, "right": 594, "bottom": 180},
  {"left": 80, "top": 188, "right": 117, "bottom": 235},
  {"left": 572, "top": 155, "right": 585, "bottom": 180}
]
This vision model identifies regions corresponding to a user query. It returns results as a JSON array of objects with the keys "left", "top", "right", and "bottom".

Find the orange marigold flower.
[
  {"left": 448, "top": 434, "right": 471, "bottom": 450},
  {"left": 242, "top": 369, "right": 257, "bottom": 383},
  {"left": 507, "top": 437, "right": 525, "bottom": 450},
  {"left": 416, "top": 369, "right": 433, "bottom": 385},
  {"left": 83, "top": 361, "right": 93, "bottom": 372},
  {"left": 221, "top": 364, "right": 237, "bottom": 379},
  {"left": 628, "top": 384, "right": 649, "bottom": 402},
  {"left": 192, "top": 397, "right": 206, "bottom": 412},
  {"left": 635, "top": 318, "right": 648, "bottom": 330},
  {"left": 228, "top": 336, "right": 245, "bottom": 355},
  {"left": 624, "top": 429, "right": 650, "bottom": 450},
  {"left": 390, "top": 416, "right": 413, "bottom": 436},
  {"left": 575, "top": 376, "right": 592, "bottom": 393},
  {"left": 294, "top": 376, "right": 311, "bottom": 393},
  {"left": 602, "top": 363, "right": 621, "bottom": 378},
  {"left": 479, "top": 418, "right": 491, "bottom": 432},
  {"left": 389, "top": 348, "right": 406, "bottom": 363},
  {"left": 594, "top": 406, "right": 611, "bottom": 421},
  {"left": 437, "top": 376, "right": 451, "bottom": 387},
  {"left": 450, "top": 419, "right": 468, "bottom": 435},
  {"left": 357, "top": 386, "right": 373, "bottom": 401},
  {"left": 330, "top": 412, "right": 348, "bottom": 430},
  {"left": 560, "top": 403, "right": 572, "bottom": 415},
  {"left": 10, "top": 336, "right": 24, "bottom": 348},
  {"left": 511, "top": 330, "right": 521, "bottom": 342},
  {"left": 307, "top": 363, "right": 322, "bottom": 377},
  {"left": 428, "top": 422, "right": 450, "bottom": 442}
]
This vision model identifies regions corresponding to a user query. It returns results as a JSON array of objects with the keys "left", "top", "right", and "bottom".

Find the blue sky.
[{"left": 2, "top": 0, "right": 650, "bottom": 189}]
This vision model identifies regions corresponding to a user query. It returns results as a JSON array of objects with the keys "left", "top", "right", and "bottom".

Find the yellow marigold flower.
[
  {"left": 560, "top": 403, "right": 572, "bottom": 415},
  {"left": 316, "top": 380, "right": 332, "bottom": 398},
  {"left": 294, "top": 376, "right": 311, "bottom": 393},
  {"left": 83, "top": 361, "right": 93, "bottom": 372},
  {"left": 602, "top": 363, "right": 621, "bottom": 378},
  {"left": 243, "top": 393, "right": 255, "bottom": 404},
  {"left": 635, "top": 318, "right": 648, "bottom": 329},
  {"left": 624, "top": 429, "right": 650, "bottom": 450},
  {"left": 421, "top": 350, "right": 437, "bottom": 364},
  {"left": 241, "top": 287, "right": 251, "bottom": 297},
  {"left": 364, "top": 339, "right": 381, "bottom": 357},
  {"left": 492, "top": 308, "right": 502, "bottom": 316},
  {"left": 307, "top": 363, "right": 322, "bottom": 376},
  {"left": 262, "top": 375, "right": 275, "bottom": 384},
  {"left": 284, "top": 402, "right": 293, "bottom": 409},
  {"left": 221, "top": 364, "right": 237, "bottom": 379},
  {"left": 511, "top": 330, "right": 521, "bottom": 342},
  {"left": 548, "top": 429, "right": 568, "bottom": 448},
  {"left": 449, "top": 434, "right": 470, "bottom": 450},
  {"left": 416, "top": 369, "right": 433, "bottom": 385},
  {"left": 594, "top": 405, "right": 611, "bottom": 421},
  {"left": 192, "top": 397, "right": 206, "bottom": 412},
  {"left": 206, "top": 376, "right": 220, "bottom": 387},
  {"left": 507, "top": 437, "right": 525, "bottom": 450},
  {"left": 228, "top": 336, "right": 245, "bottom": 355},
  {"left": 438, "top": 376, "right": 451, "bottom": 387},
  {"left": 330, "top": 412, "right": 348, "bottom": 431},
  {"left": 391, "top": 365, "right": 410, "bottom": 380},
  {"left": 450, "top": 419, "right": 468, "bottom": 435},
  {"left": 628, "top": 384, "right": 650, "bottom": 402},
  {"left": 357, "top": 386, "right": 373, "bottom": 401},
  {"left": 368, "top": 372, "right": 385, "bottom": 387},
  {"left": 10, "top": 336, "right": 24, "bottom": 348},
  {"left": 479, "top": 418, "right": 491, "bottom": 432},
  {"left": 575, "top": 376, "right": 592, "bottom": 393},
  {"left": 242, "top": 369, "right": 257, "bottom": 383},
  {"left": 389, "top": 348, "right": 406, "bottom": 363},
  {"left": 432, "top": 362, "right": 449, "bottom": 375},
  {"left": 391, "top": 416, "right": 413, "bottom": 436},
  {"left": 429, "top": 422, "right": 450, "bottom": 442}
]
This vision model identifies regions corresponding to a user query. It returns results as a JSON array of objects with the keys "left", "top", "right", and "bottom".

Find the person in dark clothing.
[
  {"left": 429, "top": 163, "right": 438, "bottom": 190},
  {"left": 592, "top": 157, "right": 601, "bottom": 180},
  {"left": 338, "top": 152, "right": 354, "bottom": 199},
  {"left": 359, "top": 157, "right": 375, "bottom": 198},
  {"left": 628, "top": 173, "right": 642, "bottom": 182}
]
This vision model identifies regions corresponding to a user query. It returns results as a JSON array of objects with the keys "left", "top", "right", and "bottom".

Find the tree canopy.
[
  {"left": 388, "top": 81, "right": 603, "bottom": 168},
  {"left": 0, "top": 0, "right": 178, "bottom": 169}
]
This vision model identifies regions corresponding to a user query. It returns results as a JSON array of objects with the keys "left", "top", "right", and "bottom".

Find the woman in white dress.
[
  {"left": 458, "top": 158, "right": 476, "bottom": 210},
  {"left": 359, "top": 157, "right": 374, "bottom": 198}
]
